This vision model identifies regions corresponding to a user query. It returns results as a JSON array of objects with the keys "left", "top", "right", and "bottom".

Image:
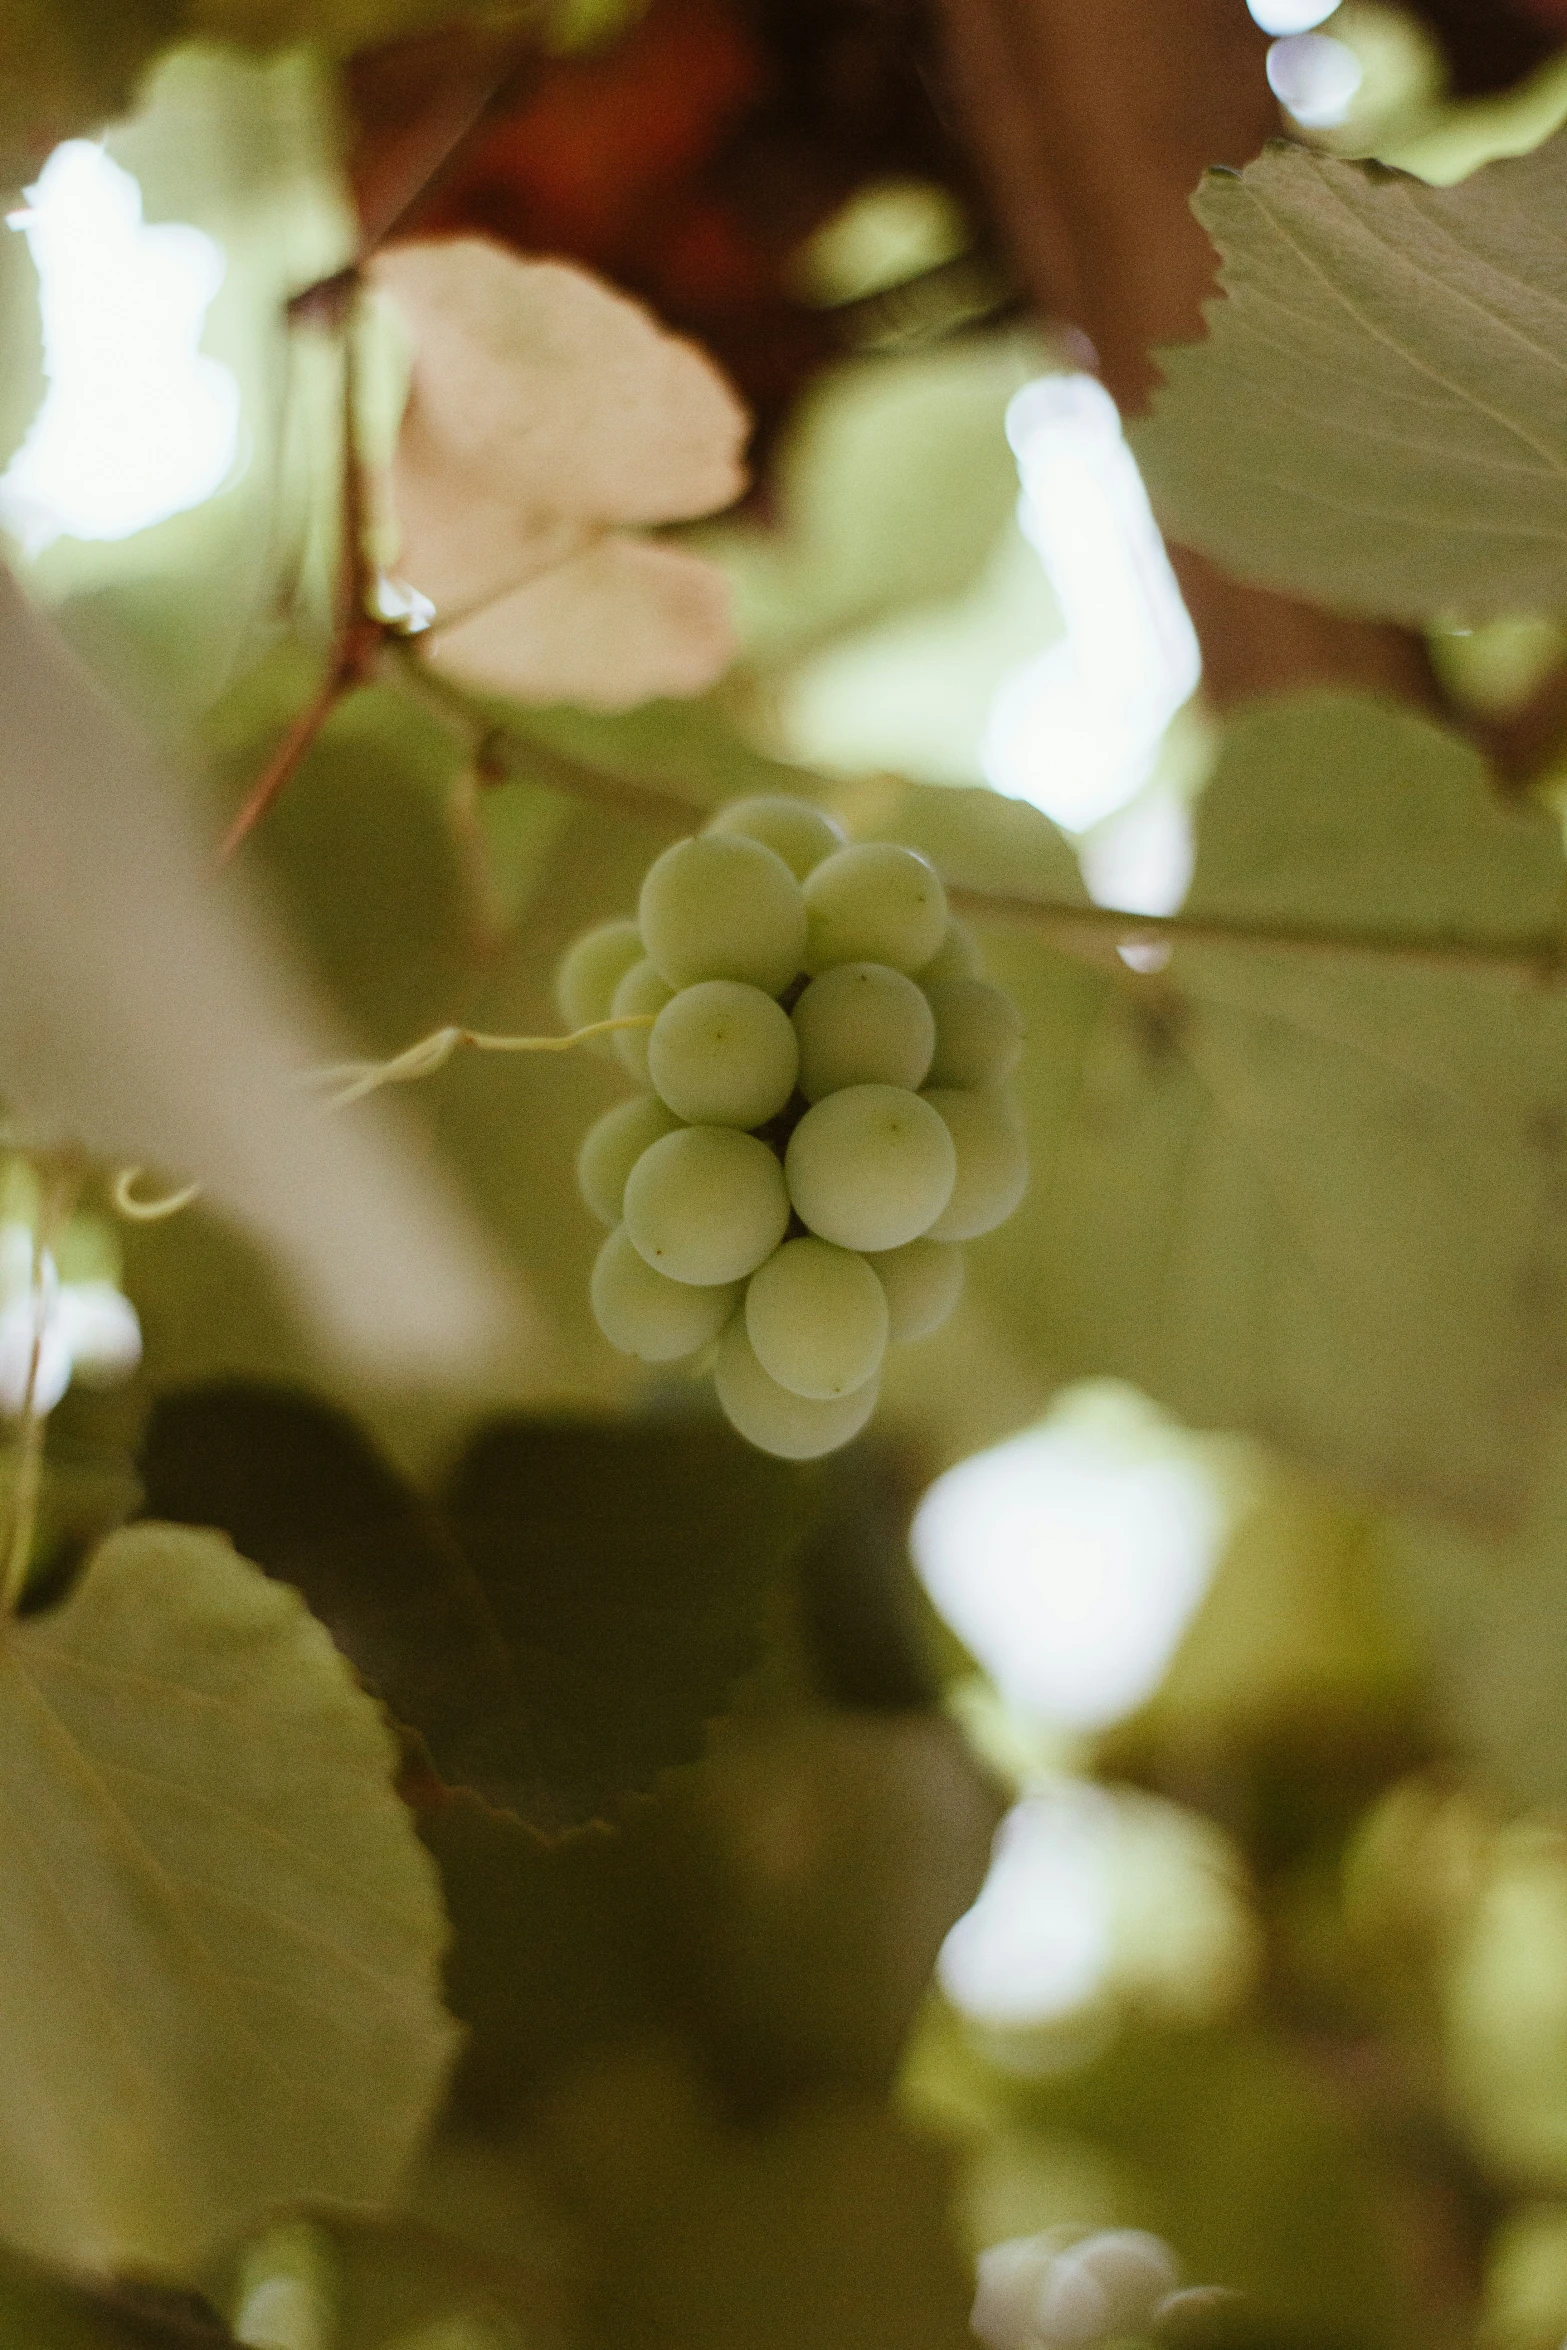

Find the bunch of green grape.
[{"left": 557, "top": 796, "right": 1026, "bottom": 1460}]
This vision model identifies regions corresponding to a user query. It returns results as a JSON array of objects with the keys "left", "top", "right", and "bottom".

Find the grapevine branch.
[{"left": 947, "top": 888, "right": 1567, "bottom": 981}]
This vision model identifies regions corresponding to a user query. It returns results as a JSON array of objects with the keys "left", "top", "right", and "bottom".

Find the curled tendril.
[
  {"left": 112, "top": 1169, "right": 204, "bottom": 1222},
  {"left": 107, "top": 1014, "right": 659, "bottom": 1221},
  {"left": 300, "top": 1013, "right": 658, "bottom": 1110}
]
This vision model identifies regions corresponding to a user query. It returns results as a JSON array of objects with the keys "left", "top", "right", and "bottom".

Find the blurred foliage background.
[{"left": 15, "top": 2, "right": 1567, "bottom": 2348}]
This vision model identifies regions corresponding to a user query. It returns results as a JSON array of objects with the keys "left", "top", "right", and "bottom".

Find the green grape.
[
  {"left": 792, "top": 961, "right": 935, "bottom": 1102},
  {"left": 868, "top": 1236, "right": 965, "bottom": 1342},
  {"left": 624, "top": 1126, "right": 790, "bottom": 1285},
  {"left": 917, "top": 916, "right": 984, "bottom": 984},
  {"left": 922, "top": 1087, "right": 1029, "bottom": 1240},
  {"left": 802, "top": 843, "right": 948, "bottom": 975},
  {"left": 610, "top": 958, "right": 676, "bottom": 1083},
  {"left": 706, "top": 794, "right": 845, "bottom": 880},
  {"left": 744, "top": 1237, "right": 888, "bottom": 1400},
  {"left": 648, "top": 980, "right": 799, "bottom": 1128},
  {"left": 555, "top": 917, "right": 643, "bottom": 1030},
  {"left": 590, "top": 1228, "right": 737, "bottom": 1362},
  {"left": 924, "top": 977, "right": 1023, "bottom": 1090},
  {"left": 714, "top": 1318, "right": 879, "bottom": 1461},
  {"left": 577, "top": 1093, "right": 684, "bottom": 1225},
  {"left": 785, "top": 1084, "right": 955, "bottom": 1252},
  {"left": 639, "top": 835, "right": 808, "bottom": 994}
]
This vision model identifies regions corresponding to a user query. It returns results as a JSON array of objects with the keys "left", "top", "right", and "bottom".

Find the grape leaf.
[
  {"left": 1383, "top": 1421, "right": 1567, "bottom": 1808},
  {"left": 975, "top": 693, "right": 1567, "bottom": 1528},
  {"left": 138, "top": 1382, "right": 818, "bottom": 1834},
  {"left": 1133, "top": 136, "right": 1567, "bottom": 622},
  {"left": 0, "top": 1522, "right": 457, "bottom": 2278},
  {"left": 372, "top": 237, "right": 746, "bottom": 709}
]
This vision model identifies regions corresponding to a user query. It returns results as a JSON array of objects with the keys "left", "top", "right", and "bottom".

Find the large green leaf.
[
  {"left": 970, "top": 693, "right": 1567, "bottom": 1527},
  {"left": 0, "top": 1522, "right": 457, "bottom": 2278},
  {"left": 138, "top": 1382, "right": 818, "bottom": 1834},
  {"left": 1133, "top": 136, "right": 1567, "bottom": 622}
]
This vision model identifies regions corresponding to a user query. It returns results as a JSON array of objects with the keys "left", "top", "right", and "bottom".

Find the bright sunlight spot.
[
  {"left": 1266, "top": 32, "right": 1365, "bottom": 127},
  {"left": 939, "top": 1787, "right": 1115, "bottom": 2029},
  {"left": 982, "top": 375, "right": 1201, "bottom": 836},
  {"left": 1248, "top": 0, "right": 1340, "bottom": 33},
  {"left": 0, "top": 1224, "right": 140, "bottom": 1418},
  {"left": 0, "top": 142, "right": 240, "bottom": 553},
  {"left": 910, "top": 1384, "right": 1235, "bottom": 1733},
  {"left": 938, "top": 1782, "right": 1260, "bottom": 2035}
]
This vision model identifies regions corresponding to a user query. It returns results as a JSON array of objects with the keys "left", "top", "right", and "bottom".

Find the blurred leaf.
[
  {"left": 0, "top": 1, "right": 180, "bottom": 192},
  {"left": 0, "top": 578, "right": 509, "bottom": 1381},
  {"left": 976, "top": 692, "right": 1567, "bottom": 1527},
  {"left": 0, "top": 2243, "right": 234, "bottom": 2346},
  {"left": 1134, "top": 136, "right": 1567, "bottom": 622},
  {"left": 0, "top": 1521, "right": 457, "bottom": 2278},
  {"left": 437, "top": 1409, "right": 819, "bottom": 1830},
  {"left": 527, "top": 2037, "right": 978, "bottom": 2350},
  {"left": 645, "top": 1708, "right": 1002, "bottom": 2101},
  {"left": 701, "top": 334, "right": 1045, "bottom": 665},
  {"left": 372, "top": 238, "right": 747, "bottom": 574},
  {"left": 207, "top": 2203, "right": 578, "bottom": 2350},
  {"left": 907, "top": 2005, "right": 1421, "bottom": 2350},
  {"left": 1386, "top": 1421, "right": 1567, "bottom": 1808},
  {"left": 768, "top": 522, "right": 1058, "bottom": 789},
  {"left": 139, "top": 1381, "right": 818, "bottom": 1832}
]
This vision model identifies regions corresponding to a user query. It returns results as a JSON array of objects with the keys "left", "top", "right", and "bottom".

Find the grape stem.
[{"left": 304, "top": 1014, "right": 659, "bottom": 1108}]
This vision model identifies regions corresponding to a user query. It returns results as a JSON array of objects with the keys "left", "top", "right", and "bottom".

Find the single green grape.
[
  {"left": 591, "top": 1227, "right": 738, "bottom": 1361},
  {"left": 866, "top": 1236, "right": 965, "bottom": 1342},
  {"left": 577, "top": 1094, "right": 684, "bottom": 1226},
  {"left": 555, "top": 917, "right": 644, "bottom": 1060},
  {"left": 744, "top": 1237, "right": 888, "bottom": 1399},
  {"left": 610, "top": 958, "right": 676, "bottom": 1083},
  {"left": 714, "top": 1318, "right": 879, "bottom": 1460},
  {"left": 802, "top": 842, "right": 948, "bottom": 975},
  {"left": 639, "top": 834, "right": 807, "bottom": 994},
  {"left": 785, "top": 1083, "right": 955, "bottom": 1252},
  {"left": 917, "top": 916, "right": 983, "bottom": 984},
  {"left": 922, "top": 1087, "right": 1028, "bottom": 1240},
  {"left": 706, "top": 794, "right": 845, "bottom": 880},
  {"left": 624, "top": 1126, "right": 790, "bottom": 1285},
  {"left": 791, "top": 962, "right": 935, "bottom": 1102},
  {"left": 648, "top": 980, "right": 799, "bottom": 1128},
  {"left": 556, "top": 917, "right": 642, "bottom": 1028},
  {"left": 924, "top": 977, "right": 1023, "bottom": 1090}
]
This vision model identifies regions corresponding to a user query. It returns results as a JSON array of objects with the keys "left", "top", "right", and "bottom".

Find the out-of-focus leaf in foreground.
[
  {"left": 373, "top": 238, "right": 748, "bottom": 709},
  {"left": 139, "top": 1382, "right": 818, "bottom": 1833},
  {"left": 0, "top": 574, "right": 510, "bottom": 1376},
  {"left": 0, "top": 2239, "right": 234, "bottom": 2345},
  {"left": 976, "top": 693, "right": 1567, "bottom": 1527},
  {"left": 0, "top": 1522, "right": 457, "bottom": 2279},
  {"left": 1134, "top": 136, "right": 1567, "bottom": 622}
]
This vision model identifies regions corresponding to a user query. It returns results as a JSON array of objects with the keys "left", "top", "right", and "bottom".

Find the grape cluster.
[{"left": 557, "top": 796, "right": 1026, "bottom": 1460}]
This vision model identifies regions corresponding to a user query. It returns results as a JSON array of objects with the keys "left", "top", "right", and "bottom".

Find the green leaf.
[
  {"left": 1384, "top": 1422, "right": 1567, "bottom": 1808},
  {"left": 0, "top": 1521, "right": 458, "bottom": 2278},
  {"left": 1133, "top": 136, "right": 1567, "bottom": 622},
  {"left": 972, "top": 693, "right": 1567, "bottom": 1527},
  {"left": 138, "top": 1383, "right": 819, "bottom": 1834}
]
